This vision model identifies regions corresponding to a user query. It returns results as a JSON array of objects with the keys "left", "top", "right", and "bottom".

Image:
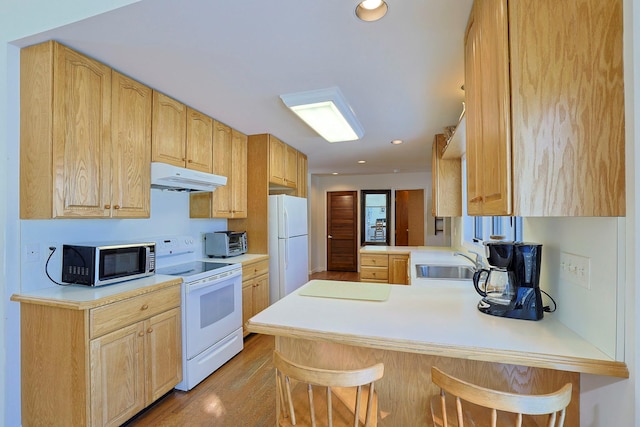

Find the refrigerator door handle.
[
  {"left": 283, "top": 208, "right": 288, "bottom": 238},
  {"left": 284, "top": 239, "right": 288, "bottom": 269}
]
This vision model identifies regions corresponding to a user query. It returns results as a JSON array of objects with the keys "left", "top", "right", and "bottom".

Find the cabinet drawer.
[
  {"left": 361, "top": 254, "right": 388, "bottom": 267},
  {"left": 90, "top": 285, "right": 181, "bottom": 339},
  {"left": 360, "top": 267, "right": 388, "bottom": 282},
  {"left": 242, "top": 259, "right": 269, "bottom": 280}
]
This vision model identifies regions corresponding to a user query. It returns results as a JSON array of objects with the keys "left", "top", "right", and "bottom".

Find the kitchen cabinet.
[
  {"left": 231, "top": 134, "right": 307, "bottom": 254},
  {"left": 268, "top": 134, "right": 298, "bottom": 189},
  {"left": 360, "top": 252, "right": 409, "bottom": 285},
  {"left": 12, "top": 281, "right": 182, "bottom": 427},
  {"left": 241, "top": 258, "right": 270, "bottom": 336},
  {"left": 20, "top": 41, "right": 151, "bottom": 219},
  {"left": 431, "top": 133, "right": 461, "bottom": 217},
  {"left": 296, "top": 151, "right": 308, "bottom": 198},
  {"left": 152, "top": 92, "right": 214, "bottom": 173},
  {"left": 189, "top": 122, "right": 247, "bottom": 218},
  {"left": 388, "top": 254, "right": 409, "bottom": 285},
  {"left": 464, "top": 0, "right": 625, "bottom": 216}
]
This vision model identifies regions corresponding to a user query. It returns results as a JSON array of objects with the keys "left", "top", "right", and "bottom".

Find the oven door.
[{"left": 184, "top": 270, "right": 242, "bottom": 360}]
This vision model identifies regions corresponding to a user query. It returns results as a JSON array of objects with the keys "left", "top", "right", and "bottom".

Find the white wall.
[{"left": 309, "top": 171, "right": 435, "bottom": 273}]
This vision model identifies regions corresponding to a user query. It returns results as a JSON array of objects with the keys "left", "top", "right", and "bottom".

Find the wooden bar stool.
[
  {"left": 430, "top": 367, "right": 572, "bottom": 427},
  {"left": 273, "top": 351, "right": 384, "bottom": 427}
]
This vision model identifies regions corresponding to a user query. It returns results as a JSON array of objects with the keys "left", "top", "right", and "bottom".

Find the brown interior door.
[
  {"left": 327, "top": 191, "right": 358, "bottom": 271},
  {"left": 395, "top": 191, "right": 409, "bottom": 246},
  {"left": 395, "top": 189, "right": 425, "bottom": 246}
]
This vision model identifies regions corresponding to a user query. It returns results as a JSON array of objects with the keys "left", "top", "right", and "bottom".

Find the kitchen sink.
[{"left": 415, "top": 264, "right": 475, "bottom": 280}]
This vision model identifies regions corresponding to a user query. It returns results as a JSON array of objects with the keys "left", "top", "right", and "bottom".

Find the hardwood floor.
[{"left": 124, "top": 271, "right": 353, "bottom": 426}]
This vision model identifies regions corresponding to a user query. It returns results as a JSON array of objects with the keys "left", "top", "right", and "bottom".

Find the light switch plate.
[{"left": 560, "top": 252, "right": 591, "bottom": 289}]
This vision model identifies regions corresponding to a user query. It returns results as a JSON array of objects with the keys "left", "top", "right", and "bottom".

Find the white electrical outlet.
[
  {"left": 560, "top": 252, "right": 591, "bottom": 289},
  {"left": 25, "top": 244, "right": 40, "bottom": 263}
]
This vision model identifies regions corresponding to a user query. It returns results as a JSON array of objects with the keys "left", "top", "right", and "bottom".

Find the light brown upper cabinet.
[
  {"left": 111, "top": 72, "right": 152, "bottom": 218},
  {"left": 432, "top": 134, "right": 461, "bottom": 217},
  {"left": 464, "top": 0, "right": 625, "bottom": 216},
  {"left": 190, "top": 122, "right": 247, "bottom": 218},
  {"left": 268, "top": 135, "right": 298, "bottom": 189},
  {"left": 152, "top": 92, "right": 214, "bottom": 173},
  {"left": 20, "top": 41, "right": 152, "bottom": 219},
  {"left": 296, "top": 151, "right": 308, "bottom": 198}
]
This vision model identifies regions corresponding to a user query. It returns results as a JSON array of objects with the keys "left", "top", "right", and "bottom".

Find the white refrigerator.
[{"left": 268, "top": 195, "right": 309, "bottom": 304}]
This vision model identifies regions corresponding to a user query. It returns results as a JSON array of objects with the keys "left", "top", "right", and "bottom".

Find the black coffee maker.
[{"left": 473, "top": 241, "right": 544, "bottom": 321}]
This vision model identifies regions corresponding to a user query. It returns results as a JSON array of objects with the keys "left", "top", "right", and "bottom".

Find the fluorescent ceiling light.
[{"left": 280, "top": 87, "right": 364, "bottom": 143}]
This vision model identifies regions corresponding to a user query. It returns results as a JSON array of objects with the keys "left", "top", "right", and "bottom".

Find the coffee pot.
[{"left": 473, "top": 241, "right": 544, "bottom": 321}]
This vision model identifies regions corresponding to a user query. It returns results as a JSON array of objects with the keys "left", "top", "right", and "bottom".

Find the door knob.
[{"left": 328, "top": 235, "right": 333, "bottom": 239}]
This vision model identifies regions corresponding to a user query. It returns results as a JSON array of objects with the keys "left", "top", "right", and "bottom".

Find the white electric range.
[{"left": 155, "top": 237, "right": 243, "bottom": 391}]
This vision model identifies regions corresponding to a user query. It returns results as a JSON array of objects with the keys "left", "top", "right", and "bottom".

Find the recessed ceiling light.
[
  {"left": 355, "top": 0, "right": 388, "bottom": 22},
  {"left": 358, "top": 160, "right": 366, "bottom": 164},
  {"left": 390, "top": 139, "right": 403, "bottom": 145},
  {"left": 332, "top": 172, "right": 339, "bottom": 175}
]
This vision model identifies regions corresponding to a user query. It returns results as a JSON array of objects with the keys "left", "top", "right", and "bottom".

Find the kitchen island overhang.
[{"left": 247, "top": 279, "right": 628, "bottom": 426}]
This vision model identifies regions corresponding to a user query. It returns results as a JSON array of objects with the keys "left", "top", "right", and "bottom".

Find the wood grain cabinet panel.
[
  {"left": 241, "top": 259, "right": 270, "bottom": 336},
  {"left": 17, "top": 284, "right": 182, "bottom": 426},
  {"left": 151, "top": 91, "right": 187, "bottom": 167},
  {"left": 21, "top": 41, "right": 112, "bottom": 218},
  {"left": 388, "top": 254, "right": 409, "bottom": 285},
  {"left": 269, "top": 136, "right": 286, "bottom": 186},
  {"left": 431, "top": 134, "right": 461, "bottom": 217},
  {"left": 189, "top": 122, "right": 247, "bottom": 219},
  {"left": 185, "top": 108, "right": 214, "bottom": 173},
  {"left": 111, "top": 71, "right": 152, "bottom": 218},
  {"left": 284, "top": 144, "right": 298, "bottom": 188},
  {"left": 360, "top": 253, "right": 409, "bottom": 285},
  {"left": 464, "top": 0, "right": 625, "bottom": 216},
  {"left": 296, "top": 151, "right": 308, "bottom": 198}
]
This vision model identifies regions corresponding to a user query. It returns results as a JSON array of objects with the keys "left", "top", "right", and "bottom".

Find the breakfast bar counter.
[{"left": 247, "top": 279, "right": 628, "bottom": 426}]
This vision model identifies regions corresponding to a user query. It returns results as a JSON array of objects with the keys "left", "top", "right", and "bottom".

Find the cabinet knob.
[
  {"left": 114, "top": 205, "right": 120, "bottom": 210},
  {"left": 138, "top": 331, "right": 145, "bottom": 337},
  {"left": 104, "top": 204, "right": 111, "bottom": 209},
  {"left": 141, "top": 304, "right": 149, "bottom": 311},
  {"left": 187, "top": 159, "right": 193, "bottom": 163},
  {"left": 147, "top": 327, "right": 153, "bottom": 334}
]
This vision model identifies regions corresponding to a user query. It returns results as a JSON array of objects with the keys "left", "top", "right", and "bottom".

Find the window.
[{"left": 361, "top": 190, "right": 391, "bottom": 245}]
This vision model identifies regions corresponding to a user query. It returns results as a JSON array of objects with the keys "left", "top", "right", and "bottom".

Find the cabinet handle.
[
  {"left": 469, "top": 196, "right": 484, "bottom": 203},
  {"left": 138, "top": 331, "right": 145, "bottom": 337},
  {"left": 113, "top": 205, "right": 120, "bottom": 210},
  {"left": 187, "top": 159, "right": 193, "bottom": 163},
  {"left": 104, "top": 204, "right": 111, "bottom": 209},
  {"left": 141, "top": 304, "right": 149, "bottom": 311},
  {"left": 147, "top": 327, "right": 153, "bottom": 334}
]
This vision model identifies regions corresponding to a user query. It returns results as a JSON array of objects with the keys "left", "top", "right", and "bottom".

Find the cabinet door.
[
  {"left": 186, "top": 108, "right": 213, "bottom": 172},
  {"left": 53, "top": 43, "right": 112, "bottom": 218},
  {"left": 145, "top": 307, "right": 182, "bottom": 403},
  {"left": 432, "top": 134, "right": 461, "bottom": 217},
  {"left": 297, "top": 152, "right": 308, "bottom": 198},
  {"left": 111, "top": 72, "right": 151, "bottom": 218},
  {"left": 269, "top": 136, "right": 285, "bottom": 185},
  {"left": 242, "top": 280, "right": 253, "bottom": 336},
  {"left": 388, "top": 255, "right": 409, "bottom": 285},
  {"left": 478, "top": 0, "right": 511, "bottom": 215},
  {"left": 253, "top": 274, "right": 270, "bottom": 315},
  {"left": 231, "top": 129, "right": 248, "bottom": 218},
  {"left": 284, "top": 144, "right": 298, "bottom": 188},
  {"left": 464, "top": 9, "right": 484, "bottom": 216},
  {"left": 211, "top": 121, "right": 233, "bottom": 217},
  {"left": 464, "top": 0, "right": 511, "bottom": 216},
  {"left": 90, "top": 322, "right": 145, "bottom": 427},
  {"left": 152, "top": 91, "right": 186, "bottom": 167}
]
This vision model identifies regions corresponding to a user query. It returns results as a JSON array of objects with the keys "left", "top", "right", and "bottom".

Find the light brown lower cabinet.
[
  {"left": 241, "top": 258, "right": 270, "bottom": 336},
  {"left": 360, "top": 253, "right": 409, "bottom": 285},
  {"left": 14, "top": 283, "right": 182, "bottom": 427}
]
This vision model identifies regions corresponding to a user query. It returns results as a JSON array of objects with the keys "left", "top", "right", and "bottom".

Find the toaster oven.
[{"left": 205, "top": 231, "right": 247, "bottom": 258}]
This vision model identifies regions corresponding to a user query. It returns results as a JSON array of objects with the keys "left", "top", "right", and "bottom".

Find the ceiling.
[{"left": 14, "top": 0, "right": 473, "bottom": 176}]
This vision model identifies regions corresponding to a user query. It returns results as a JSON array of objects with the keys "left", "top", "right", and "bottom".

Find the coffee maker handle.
[{"left": 473, "top": 269, "right": 489, "bottom": 297}]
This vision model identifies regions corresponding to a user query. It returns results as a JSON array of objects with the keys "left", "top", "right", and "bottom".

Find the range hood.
[{"left": 151, "top": 162, "right": 227, "bottom": 192}]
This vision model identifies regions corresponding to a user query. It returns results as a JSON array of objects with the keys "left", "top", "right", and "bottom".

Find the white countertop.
[
  {"left": 10, "top": 274, "right": 182, "bottom": 309},
  {"left": 247, "top": 279, "right": 628, "bottom": 378}
]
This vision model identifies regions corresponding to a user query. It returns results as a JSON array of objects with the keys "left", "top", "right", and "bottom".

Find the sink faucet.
[{"left": 454, "top": 251, "right": 485, "bottom": 271}]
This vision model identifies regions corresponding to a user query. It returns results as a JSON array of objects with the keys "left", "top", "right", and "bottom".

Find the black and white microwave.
[{"left": 61, "top": 241, "right": 156, "bottom": 286}]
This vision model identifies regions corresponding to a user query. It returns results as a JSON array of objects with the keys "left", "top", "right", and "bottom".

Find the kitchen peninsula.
[{"left": 247, "top": 279, "right": 628, "bottom": 426}]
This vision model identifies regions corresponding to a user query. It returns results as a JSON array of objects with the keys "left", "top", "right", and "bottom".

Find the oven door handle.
[{"left": 187, "top": 271, "right": 239, "bottom": 292}]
